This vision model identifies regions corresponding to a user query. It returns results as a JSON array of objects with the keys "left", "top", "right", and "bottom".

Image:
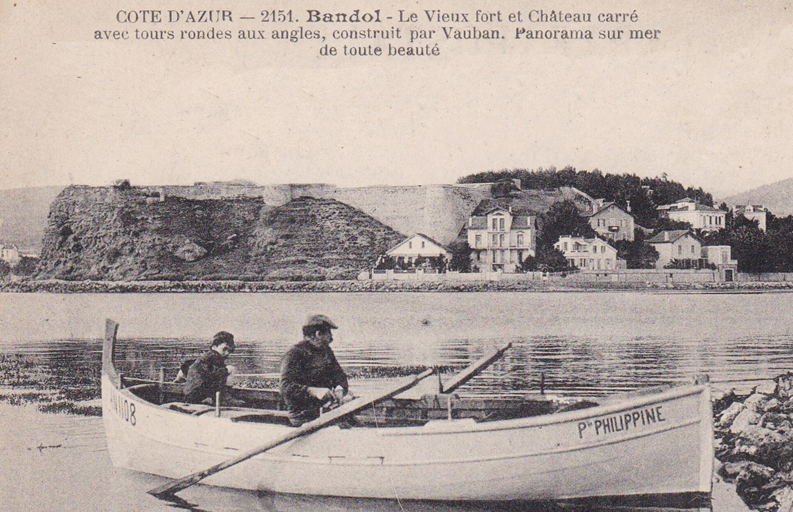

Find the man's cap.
[
  {"left": 304, "top": 314, "right": 338, "bottom": 330},
  {"left": 212, "top": 331, "right": 235, "bottom": 346}
]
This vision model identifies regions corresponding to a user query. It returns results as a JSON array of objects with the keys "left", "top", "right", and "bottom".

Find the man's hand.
[{"left": 307, "top": 386, "right": 333, "bottom": 402}]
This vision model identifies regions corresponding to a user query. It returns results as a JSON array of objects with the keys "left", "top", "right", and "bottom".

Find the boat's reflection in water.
[{"left": 157, "top": 485, "right": 712, "bottom": 512}]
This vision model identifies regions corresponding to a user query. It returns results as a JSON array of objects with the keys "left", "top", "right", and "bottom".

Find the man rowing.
[{"left": 280, "top": 314, "right": 351, "bottom": 426}]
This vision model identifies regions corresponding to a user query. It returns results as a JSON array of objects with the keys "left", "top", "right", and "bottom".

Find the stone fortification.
[
  {"left": 149, "top": 181, "right": 496, "bottom": 246},
  {"left": 151, "top": 181, "right": 594, "bottom": 247},
  {"left": 329, "top": 184, "right": 493, "bottom": 246},
  {"left": 36, "top": 185, "right": 403, "bottom": 281}
]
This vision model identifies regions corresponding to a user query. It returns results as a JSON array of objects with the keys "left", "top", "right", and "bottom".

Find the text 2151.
[{"left": 261, "top": 10, "right": 294, "bottom": 22}]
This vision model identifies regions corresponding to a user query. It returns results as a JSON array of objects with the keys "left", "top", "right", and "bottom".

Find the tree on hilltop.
[
  {"left": 537, "top": 200, "right": 596, "bottom": 248},
  {"left": 457, "top": 166, "right": 715, "bottom": 228}
]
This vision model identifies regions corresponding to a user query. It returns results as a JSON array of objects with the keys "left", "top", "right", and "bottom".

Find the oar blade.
[{"left": 441, "top": 342, "right": 512, "bottom": 393}]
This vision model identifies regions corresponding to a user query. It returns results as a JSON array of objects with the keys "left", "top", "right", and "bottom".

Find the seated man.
[
  {"left": 280, "top": 315, "right": 351, "bottom": 426},
  {"left": 184, "top": 331, "right": 238, "bottom": 405}
]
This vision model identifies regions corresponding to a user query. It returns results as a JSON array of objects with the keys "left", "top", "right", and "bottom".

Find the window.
[
  {"left": 421, "top": 241, "right": 425, "bottom": 248},
  {"left": 592, "top": 246, "right": 597, "bottom": 254},
  {"left": 563, "top": 242, "right": 568, "bottom": 251},
  {"left": 691, "top": 245, "right": 695, "bottom": 254},
  {"left": 678, "top": 245, "right": 682, "bottom": 255},
  {"left": 499, "top": 218, "right": 505, "bottom": 230},
  {"left": 517, "top": 232, "right": 524, "bottom": 246},
  {"left": 500, "top": 234, "right": 505, "bottom": 247},
  {"left": 492, "top": 218, "right": 498, "bottom": 230},
  {"left": 475, "top": 235, "right": 482, "bottom": 248},
  {"left": 492, "top": 234, "right": 498, "bottom": 246},
  {"left": 409, "top": 242, "right": 412, "bottom": 249}
]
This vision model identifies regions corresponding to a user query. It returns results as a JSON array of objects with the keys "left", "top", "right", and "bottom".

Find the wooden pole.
[{"left": 440, "top": 342, "right": 512, "bottom": 394}]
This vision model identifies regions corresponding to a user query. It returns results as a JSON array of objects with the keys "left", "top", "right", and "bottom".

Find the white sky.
[{"left": 1, "top": 0, "right": 792, "bottom": 198}]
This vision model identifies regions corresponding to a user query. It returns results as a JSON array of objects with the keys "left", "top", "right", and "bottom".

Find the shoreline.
[{"left": 2, "top": 278, "right": 793, "bottom": 293}]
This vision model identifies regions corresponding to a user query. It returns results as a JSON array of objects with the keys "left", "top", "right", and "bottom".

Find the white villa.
[
  {"left": 733, "top": 204, "right": 768, "bottom": 232},
  {"left": 383, "top": 233, "right": 450, "bottom": 267},
  {"left": 656, "top": 198, "right": 726, "bottom": 232},
  {"left": 585, "top": 201, "right": 635, "bottom": 241},
  {"left": 467, "top": 206, "right": 536, "bottom": 273},
  {"left": 0, "top": 244, "right": 20, "bottom": 266},
  {"left": 646, "top": 230, "right": 703, "bottom": 268},
  {"left": 554, "top": 236, "right": 625, "bottom": 271}
]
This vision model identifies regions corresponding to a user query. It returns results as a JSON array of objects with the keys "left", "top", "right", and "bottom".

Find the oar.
[
  {"left": 148, "top": 367, "right": 435, "bottom": 498},
  {"left": 440, "top": 342, "right": 512, "bottom": 393}
]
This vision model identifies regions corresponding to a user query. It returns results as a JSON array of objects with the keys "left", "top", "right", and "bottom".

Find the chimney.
[{"left": 626, "top": 200, "right": 631, "bottom": 213}]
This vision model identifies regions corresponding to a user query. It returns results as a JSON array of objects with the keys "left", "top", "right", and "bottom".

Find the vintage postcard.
[{"left": 1, "top": 0, "right": 791, "bottom": 511}]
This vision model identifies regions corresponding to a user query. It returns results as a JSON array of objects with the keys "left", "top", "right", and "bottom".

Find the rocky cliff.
[{"left": 36, "top": 186, "right": 404, "bottom": 281}]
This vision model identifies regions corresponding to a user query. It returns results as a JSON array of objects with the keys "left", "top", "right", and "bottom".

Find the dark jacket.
[
  {"left": 184, "top": 350, "right": 229, "bottom": 404},
  {"left": 280, "top": 340, "right": 348, "bottom": 425}
]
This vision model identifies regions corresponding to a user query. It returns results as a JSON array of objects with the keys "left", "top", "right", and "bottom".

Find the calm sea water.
[{"left": 2, "top": 290, "right": 786, "bottom": 512}]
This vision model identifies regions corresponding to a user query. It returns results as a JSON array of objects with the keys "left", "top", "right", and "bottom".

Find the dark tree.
[
  {"left": 448, "top": 240, "right": 472, "bottom": 272},
  {"left": 519, "top": 246, "right": 575, "bottom": 272},
  {"left": 491, "top": 179, "right": 521, "bottom": 198},
  {"left": 613, "top": 232, "right": 660, "bottom": 269},
  {"left": 537, "top": 200, "right": 596, "bottom": 247},
  {"left": 11, "top": 256, "right": 38, "bottom": 276},
  {"left": 652, "top": 218, "right": 693, "bottom": 234},
  {"left": 375, "top": 255, "right": 396, "bottom": 270}
]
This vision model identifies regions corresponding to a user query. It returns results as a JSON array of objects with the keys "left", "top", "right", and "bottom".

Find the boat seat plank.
[{"left": 164, "top": 402, "right": 216, "bottom": 415}]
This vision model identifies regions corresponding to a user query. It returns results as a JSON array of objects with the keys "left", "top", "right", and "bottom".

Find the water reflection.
[{"left": 146, "top": 483, "right": 713, "bottom": 512}]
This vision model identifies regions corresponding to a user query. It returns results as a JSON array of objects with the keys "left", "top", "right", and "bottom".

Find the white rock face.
[
  {"left": 718, "top": 402, "right": 745, "bottom": 428},
  {"left": 730, "top": 408, "right": 762, "bottom": 435}
]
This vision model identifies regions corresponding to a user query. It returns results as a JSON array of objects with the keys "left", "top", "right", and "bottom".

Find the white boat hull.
[{"left": 102, "top": 374, "right": 713, "bottom": 501}]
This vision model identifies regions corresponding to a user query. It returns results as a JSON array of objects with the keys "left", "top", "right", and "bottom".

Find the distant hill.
[
  {"left": 36, "top": 186, "right": 405, "bottom": 281},
  {"left": 720, "top": 178, "right": 793, "bottom": 216},
  {"left": 0, "top": 186, "right": 64, "bottom": 253}
]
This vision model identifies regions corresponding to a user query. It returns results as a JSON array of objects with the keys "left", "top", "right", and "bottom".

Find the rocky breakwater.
[{"left": 715, "top": 375, "right": 793, "bottom": 511}]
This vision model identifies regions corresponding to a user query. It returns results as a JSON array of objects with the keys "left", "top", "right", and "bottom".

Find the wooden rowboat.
[{"left": 102, "top": 320, "right": 713, "bottom": 503}]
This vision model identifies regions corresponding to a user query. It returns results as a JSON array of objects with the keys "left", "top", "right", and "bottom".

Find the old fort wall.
[{"left": 150, "top": 182, "right": 494, "bottom": 246}]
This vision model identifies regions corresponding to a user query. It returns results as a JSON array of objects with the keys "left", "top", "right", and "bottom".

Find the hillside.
[
  {"left": 720, "top": 178, "right": 793, "bottom": 216},
  {"left": 36, "top": 186, "right": 404, "bottom": 281},
  {"left": 0, "top": 186, "right": 64, "bottom": 253}
]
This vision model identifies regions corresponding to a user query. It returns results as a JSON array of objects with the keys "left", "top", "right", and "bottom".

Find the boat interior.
[{"left": 119, "top": 376, "right": 601, "bottom": 428}]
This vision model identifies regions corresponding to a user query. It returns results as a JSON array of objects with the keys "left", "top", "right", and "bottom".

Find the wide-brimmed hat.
[{"left": 303, "top": 314, "right": 338, "bottom": 330}]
